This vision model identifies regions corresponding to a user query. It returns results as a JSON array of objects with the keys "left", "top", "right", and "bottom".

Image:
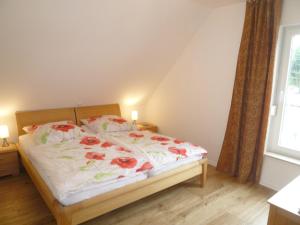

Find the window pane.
[{"left": 278, "top": 35, "right": 300, "bottom": 151}]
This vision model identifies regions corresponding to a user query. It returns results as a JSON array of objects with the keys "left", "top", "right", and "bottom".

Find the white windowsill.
[{"left": 264, "top": 151, "right": 300, "bottom": 166}]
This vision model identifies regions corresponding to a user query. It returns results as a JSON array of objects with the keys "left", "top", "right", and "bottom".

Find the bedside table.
[
  {"left": 0, "top": 144, "right": 19, "bottom": 177},
  {"left": 136, "top": 122, "right": 158, "bottom": 133}
]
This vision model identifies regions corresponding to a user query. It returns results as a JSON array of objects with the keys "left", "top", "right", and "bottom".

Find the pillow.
[
  {"left": 23, "top": 121, "right": 84, "bottom": 145},
  {"left": 23, "top": 124, "right": 39, "bottom": 134},
  {"left": 81, "top": 115, "right": 133, "bottom": 134},
  {"left": 23, "top": 120, "right": 73, "bottom": 134}
]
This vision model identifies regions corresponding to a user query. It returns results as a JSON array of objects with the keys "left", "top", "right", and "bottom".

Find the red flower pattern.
[
  {"left": 136, "top": 162, "right": 153, "bottom": 172},
  {"left": 117, "top": 146, "right": 132, "bottom": 153},
  {"left": 87, "top": 116, "right": 100, "bottom": 123},
  {"left": 52, "top": 124, "right": 75, "bottom": 132},
  {"left": 28, "top": 124, "right": 39, "bottom": 132},
  {"left": 109, "top": 117, "right": 127, "bottom": 124},
  {"left": 168, "top": 147, "right": 187, "bottom": 157},
  {"left": 174, "top": 139, "right": 184, "bottom": 144},
  {"left": 151, "top": 136, "right": 170, "bottom": 142},
  {"left": 85, "top": 152, "right": 105, "bottom": 160},
  {"left": 129, "top": 133, "right": 144, "bottom": 138},
  {"left": 111, "top": 157, "right": 137, "bottom": 169},
  {"left": 80, "top": 136, "right": 100, "bottom": 145},
  {"left": 101, "top": 141, "right": 114, "bottom": 148}
]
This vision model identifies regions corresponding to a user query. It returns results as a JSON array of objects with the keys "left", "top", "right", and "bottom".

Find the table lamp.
[
  {"left": 131, "top": 110, "right": 138, "bottom": 126},
  {"left": 0, "top": 125, "right": 9, "bottom": 147}
]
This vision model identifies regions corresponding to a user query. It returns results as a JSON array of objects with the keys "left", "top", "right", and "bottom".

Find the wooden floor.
[{"left": 0, "top": 166, "right": 274, "bottom": 225}]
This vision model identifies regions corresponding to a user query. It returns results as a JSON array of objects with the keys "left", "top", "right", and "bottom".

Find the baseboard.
[
  {"left": 208, "top": 159, "right": 280, "bottom": 191},
  {"left": 259, "top": 179, "right": 280, "bottom": 191},
  {"left": 208, "top": 159, "right": 217, "bottom": 167},
  {"left": 208, "top": 158, "right": 280, "bottom": 191}
]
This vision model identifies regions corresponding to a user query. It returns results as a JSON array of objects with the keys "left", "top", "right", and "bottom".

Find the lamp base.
[
  {"left": 2, "top": 138, "right": 9, "bottom": 147},
  {"left": 132, "top": 120, "right": 137, "bottom": 130}
]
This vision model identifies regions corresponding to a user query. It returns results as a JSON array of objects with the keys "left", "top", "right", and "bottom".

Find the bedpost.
[
  {"left": 200, "top": 159, "right": 207, "bottom": 187},
  {"left": 57, "top": 208, "right": 73, "bottom": 225}
]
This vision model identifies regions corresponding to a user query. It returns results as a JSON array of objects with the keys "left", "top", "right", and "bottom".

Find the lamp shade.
[
  {"left": 0, "top": 125, "right": 9, "bottom": 138},
  {"left": 131, "top": 110, "right": 138, "bottom": 121}
]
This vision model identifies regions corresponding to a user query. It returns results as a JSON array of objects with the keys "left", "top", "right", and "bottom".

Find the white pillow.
[
  {"left": 23, "top": 121, "right": 84, "bottom": 145},
  {"left": 81, "top": 115, "right": 133, "bottom": 134},
  {"left": 23, "top": 124, "right": 40, "bottom": 134}
]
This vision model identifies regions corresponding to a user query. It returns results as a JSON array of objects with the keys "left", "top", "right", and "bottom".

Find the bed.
[{"left": 16, "top": 104, "right": 208, "bottom": 225}]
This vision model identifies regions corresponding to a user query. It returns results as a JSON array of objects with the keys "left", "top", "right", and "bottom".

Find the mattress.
[
  {"left": 101, "top": 130, "right": 207, "bottom": 177},
  {"left": 19, "top": 134, "right": 147, "bottom": 206}
]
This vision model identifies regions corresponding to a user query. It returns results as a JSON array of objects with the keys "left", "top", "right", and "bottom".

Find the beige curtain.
[{"left": 217, "top": 0, "right": 282, "bottom": 183}]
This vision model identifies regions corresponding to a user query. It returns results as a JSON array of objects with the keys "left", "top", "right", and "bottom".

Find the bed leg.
[
  {"left": 200, "top": 160, "right": 207, "bottom": 187},
  {"left": 57, "top": 210, "right": 73, "bottom": 225}
]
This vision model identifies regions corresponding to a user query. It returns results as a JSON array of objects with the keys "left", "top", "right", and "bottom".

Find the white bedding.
[
  {"left": 19, "top": 134, "right": 148, "bottom": 206},
  {"left": 101, "top": 130, "right": 207, "bottom": 176},
  {"left": 82, "top": 126, "right": 204, "bottom": 175},
  {"left": 19, "top": 128, "right": 207, "bottom": 205},
  {"left": 147, "top": 155, "right": 203, "bottom": 176},
  {"left": 81, "top": 125, "right": 95, "bottom": 134}
]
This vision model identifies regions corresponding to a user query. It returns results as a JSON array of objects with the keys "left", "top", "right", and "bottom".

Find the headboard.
[
  {"left": 75, "top": 104, "right": 121, "bottom": 125},
  {"left": 15, "top": 104, "right": 121, "bottom": 135},
  {"left": 15, "top": 107, "right": 76, "bottom": 136}
]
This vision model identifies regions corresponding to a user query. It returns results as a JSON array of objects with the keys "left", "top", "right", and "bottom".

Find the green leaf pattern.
[
  {"left": 60, "top": 156, "right": 73, "bottom": 160},
  {"left": 102, "top": 122, "right": 108, "bottom": 131},
  {"left": 80, "top": 160, "right": 96, "bottom": 171},
  {"left": 94, "top": 172, "right": 114, "bottom": 181},
  {"left": 41, "top": 132, "right": 49, "bottom": 144}
]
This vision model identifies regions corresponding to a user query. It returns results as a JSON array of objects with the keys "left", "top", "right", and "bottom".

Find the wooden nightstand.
[
  {"left": 136, "top": 122, "right": 158, "bottom": 133},
  {"left": 267, "top": 175, "right": 300, "bottom": 225},
  {"left": 0, "top": 144, "right": 19, "bottom": 177}
]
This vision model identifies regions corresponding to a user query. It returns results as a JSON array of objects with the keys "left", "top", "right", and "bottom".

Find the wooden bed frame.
[{"left": 16, "top": 104, "right": 208, "bottom": 225}]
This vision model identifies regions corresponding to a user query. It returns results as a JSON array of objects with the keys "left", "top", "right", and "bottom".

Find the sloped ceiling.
[{"left": 0, "top": 0, "right": 241, "bottom": 140}]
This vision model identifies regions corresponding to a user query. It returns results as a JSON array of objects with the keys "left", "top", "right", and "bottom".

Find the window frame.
[{"left": 267, "top": 25, "right": 300, "bottom": 160}]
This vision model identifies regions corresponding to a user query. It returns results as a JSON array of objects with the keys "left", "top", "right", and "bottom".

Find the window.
[{"left": 268, "top": 25, "right": 300, "bottom": 159}]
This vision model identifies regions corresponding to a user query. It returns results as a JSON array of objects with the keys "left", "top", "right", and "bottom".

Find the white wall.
[
  {"left": 0, "top": 0, "right": 214, "bottom": 141},
  {"left": 280, "top": 0, "right": 300, "bottom": 26},
  {"left": 260, "top": 0, "right": 300, "bottom": 191},
  {"left": 145, "top": 3, "right": 246, "bottom": 166},
  {"left": 260, "top": 155, "right": 300, "bottom": 190},
  {"left": 146, "top": 0, "right": 300, "bottom": 190}
]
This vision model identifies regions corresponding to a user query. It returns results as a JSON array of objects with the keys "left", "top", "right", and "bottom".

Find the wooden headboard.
[
  {"left": 15, "top": 107, "right": 76, "bottom": 136},
  {"left": 75, "top": 104, "right": 121, "bottom": 125},
  {"left": 15, "top": 104, "right": 121, "bottom": 135}
]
